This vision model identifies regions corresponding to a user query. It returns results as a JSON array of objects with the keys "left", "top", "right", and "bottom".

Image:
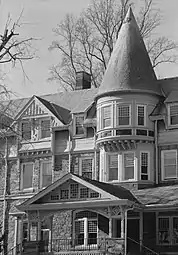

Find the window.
[
  {"left": 80, "top": 158, "right": 93, "bottom": 179},
  {"left": 61, "top": 189, "right": 69, "bottom": 199},
  {"left": 80, "top": 188, "right": 89, "bottom": 198},
  {"left": 21, "top": 163, "right": 33, "bottom": 189},
  {"left": 41, "top": 120, "right": 51, "bottom": 138},
  {"left": 75, "top": 115, "right": 85, "bottom": 135},
  {"left": 137, "top": 105, "right": 146, "bottom": 126},
  {"left": 70, "top": 183, "right": 79, "bottom": 198},
  {"left": 169, "top": 104, "right": 178, "bottom": 126},
  {"left": 123, "top": 152, "right": 135, "bottom": 180},
  {"left": 117, "top": 105, "right": 130, "bottom": 126},
  {"left": 75, "top": 211, "right": 98, "bottom": 246},
  {"left": 161, "top": 150, "right": 177, "bottom": 180},
  {"left": 140, "top": 152, "right": 149, "bottom": 180},
  {"left": 21, "top": 122, "right": 31, "bottom": 140},
  {"left": 41, "top": 161, "right": 52, "bottom": 188},
  {"left": 108, "top": 154, "right": 118, "bottom": 181},
  {"left": 158, "top": 216, "right": 178, "bottom": 245},
  {"left": 102, "top": 106, "right": 111, "bottom": 128}
]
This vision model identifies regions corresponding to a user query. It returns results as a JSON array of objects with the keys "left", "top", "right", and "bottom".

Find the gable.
[{"left": 35, "top": 180, "right": 104, "bottom": 204}]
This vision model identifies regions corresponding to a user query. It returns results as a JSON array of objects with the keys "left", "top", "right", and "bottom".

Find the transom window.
[
  {"left": 21, "top": 162, "right": 33, "bottom": 189},
  {"left": 21, "top": 122, "right": 31, "bottom": 140},
  {"left": 140, "top": 152, "right": 149, "bottom": 180},
  {"left": 169, "top": 104, "right": 178, "bottom": 126},
  {"left": 41, "top": 161, "right": 52, "bottom": 188},
  {"left": 137, "top": 105, "right": 146, "bottom": 126},
  {"left": 161, "top": 150, "right": 177, "bottom": 180},
  {"left": 102, "top": 106, "right": 111, "bottom": 128},
  {"left": 117, "top": 105, "right": 130, "bottom": 126},
  {"left": 80, "top": 157, "right": 93, "bottom": 179},
  {"left": 158, "top": 216, "right": 178, "bottom": 245},
  {"left": 75, "top": 115, "right": 85, "bottom": 135},
  {"left": 41, "top": 120, "right": 51, "bottom": 138}
]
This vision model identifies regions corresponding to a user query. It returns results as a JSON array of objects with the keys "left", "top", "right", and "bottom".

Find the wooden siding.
[
  {"left": 55, "top": 137, "right": 95, "bottom": 153},
  {"left": 158, "top": 130, "right": 178, "bottom": 145}
]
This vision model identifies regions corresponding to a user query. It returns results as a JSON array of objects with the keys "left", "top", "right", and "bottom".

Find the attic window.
[
  {"left": 169, "top": 104, "right": 178, "bottom": 126},
  {"left": 22, "top": 122, "right": 31, "bottom": 140},
  {"left": 41, "top": 119, "right": 51, "bottom": 138}
]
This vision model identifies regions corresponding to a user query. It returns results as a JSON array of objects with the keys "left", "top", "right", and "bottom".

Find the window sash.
[
  {"left": 117, "top": 105, "right": 130, "bottom": 126},
  {"left": 169, "top": 105, "right": 178, "bottom": 125},
  {"left": 22, "top": 122, "right": 31, "bottom": 140},
  {"left": 140, "top": 152, "right": 149, "bottom": 180},
  {"left": 162, "top": 150, "right": 177, "bottom": 179},
  {"left": 123, "top": 153, "right": 134, "bottom": 180},
  {"left": 41, "top": 161, "right": 52, "bottom": 187},
  {"left": 41, "top": 120, "right": 51, "bottom": 138},
  {"left": 75, "top": 116, "right": 85, "bottom": 135},
  {"left": 102, "top": 106, "right": 111, "bottom": 128},
  {"left": 21, "top": 163, "right": 33, "bottom": 189},
  {"left": 108, "top": 154, "right": 118, "bottom": 181},
  {"left": 80, "top": 158, "right": 93, "bottom": 179},
  {"left": 137, "top": 105, "right": 145, "bottom": 126}
]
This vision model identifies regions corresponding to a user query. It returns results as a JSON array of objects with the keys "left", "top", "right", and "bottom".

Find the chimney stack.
[{"left": 75, "top": 71, "right": 91, "bottom": 90}]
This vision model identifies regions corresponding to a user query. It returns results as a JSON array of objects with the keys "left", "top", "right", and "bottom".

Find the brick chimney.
[{"left": 75, "top": 71, "right": 91, "bottom": 90}]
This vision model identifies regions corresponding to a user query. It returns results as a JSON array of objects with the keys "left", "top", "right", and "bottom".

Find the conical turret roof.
[{"left": 96, "top": 7, "right": 162, "bottom": 98}]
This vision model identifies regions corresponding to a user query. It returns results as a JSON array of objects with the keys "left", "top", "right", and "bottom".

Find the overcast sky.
[{"left": 1, "top": 0, "right": 178, "bottom": 98}]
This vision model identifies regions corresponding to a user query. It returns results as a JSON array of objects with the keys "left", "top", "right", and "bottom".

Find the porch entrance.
[{"left": 127, "top": 219, "right": 140, "bottom": 253}]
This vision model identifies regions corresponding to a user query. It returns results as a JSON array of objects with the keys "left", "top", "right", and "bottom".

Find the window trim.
[
  {"left": 101, "top": 104, "right": 112, "bottom": 129},
  {"left": 79, "top": 157, "right": 94, "bottom": 179},
  {"left": 137, "top": 105, "right": 146, "bottom": 127},
  {"left": 21, "top": 121, "right": 32, "bottom": 141},
  {"left": 39, "top": 119, "right": 51, "bottom": 139},
  {"left": 20, "top": 162, "right": 34, "bottom": 190},
  {"left": 73, "top": 114, "right": 86, "bottom": 137},
  {"left": 40, "top": 160, "right": 52, "bottom": 188},
  {"left": 123, "top": 151, "right": 136, "bottom": 181},
  {"left": 168, "top": 103, "right": 178, "bottom": 127},
  {"left": 161, "top": 149, "right": 177, "bottom": 180},
  {"left": 140, "top": 151, "right": 150, "bottom": 181},
  {"left": 116, "top": 104, "right": 131, "bottom": 127}
]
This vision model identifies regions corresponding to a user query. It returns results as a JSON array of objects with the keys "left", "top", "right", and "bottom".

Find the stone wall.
[{"left": 52, "top": 210, "right": 72, "bottom": 239}]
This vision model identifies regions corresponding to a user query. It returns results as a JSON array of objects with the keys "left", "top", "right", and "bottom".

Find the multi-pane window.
[
  {"left": 41, "top": 161, "right": 52, "bottom": 187},
  {"left": 21, "top": 163, "right": 33, "bottom": 189},
  {"left": 41, "top": 120, "right": 51, "bottom": 138},
  {"left": 137, "top": 105, "right": 145, "bottom": 126},
  {"left": 169, "top": 104, "right": 178, "bottom": 125},
  {"left": 108, "top": 154, "right": 118, "bottom": 181},
  {"left": 80, "top": 158, "right": 93, "bottom": 179},
  {"left": 75, "top": 115, "right": 85, "bottom": 135},
  {"left": 22, "top": 122, "right": 31, "bottom": 140},
  {"left": 117, "top": 105, "right": 130, "bottom": 126},
  {"left": 124, "top": 153, "right": 134, "bottom": 180},
  {"left": 161, "top": 150, "right": 177, "bottom": 180},
  {"left": 140, "top": 152, "right": 149, "bottom": 180},
  {"left": 158, "top": 216, "right": 178, "bottom": 245},
  {"left": 80, "top": 188, "right": 89, "bottom": 198},
  {"left": 70, "top": 183, "right": 79, "bottom": 198},
  {"left": 102, "top": 106, "right": 111, "bottom": 128},
  {"left": 61, "top": 189, "right": 69, "bottom": 199}
]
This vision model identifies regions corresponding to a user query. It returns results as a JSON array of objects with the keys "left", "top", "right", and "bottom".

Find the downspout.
[
  {"left": 2, "top": 137, "right": 8, "bottom": 254},
  {"left": 92, "top": 127, "right": 97, "bottom": 180},
  {"left": 68, "top": 129, "right": 72, "bottom": 173},
  {"left": 155, "top": 120, "right": 158, "bottom": 184}
]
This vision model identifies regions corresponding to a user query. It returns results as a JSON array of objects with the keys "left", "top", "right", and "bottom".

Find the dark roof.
[
  {"left": 150, "top": 98, "right": 165, "bottom": 116},
  {"left": 77, "top": 175, "right": 140, "bottom": 204},
  {"left": 159, "top": 77, "right": 178, "bottom": 96},
  {"left": 96, "top": 7, "right": 162, "bottom": 99},
  {"left": 133, "top": 184, "right": 178, "bottom": 206},
  {"left": 164, "top": 91, "right": 178, "bottom": 103}
]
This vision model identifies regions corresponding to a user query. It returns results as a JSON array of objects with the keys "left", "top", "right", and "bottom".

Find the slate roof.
[
  {"left": 96, "top": 7, "right": 162, "bottom": 99},
  {"left": 159, "top": 77, "right": 178, "bottom": 96},
  {"left": 133, "top": 184, "right": 178, "bottom": 206}
]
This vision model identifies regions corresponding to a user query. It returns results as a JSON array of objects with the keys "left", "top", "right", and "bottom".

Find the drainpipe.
[
  {"left": 92, "top": 127, "right": 97, "bottom": 180},
  {"left": 68, "top": 129, "right": 72, "bottom": 173},
  {"left": 155, "top": 120, "right": 158, "bottom": 184},
  {"left": 2, "top": 137, "right": 8, "bottom": 255}
]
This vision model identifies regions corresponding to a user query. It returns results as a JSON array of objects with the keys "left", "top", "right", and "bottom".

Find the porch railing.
[{"left": 52, "top": 238, "right": 124, "bottom": 253}]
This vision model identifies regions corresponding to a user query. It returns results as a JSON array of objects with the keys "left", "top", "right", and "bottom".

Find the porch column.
[
  {"left": 48, "top": 216, "right": 53, "bottom": 252},
  {"left": 37, "top": 211, "right": 41, "bottom": 241},
  {"left": 124, "top": 209, "right": 128, "bottom": 255},
  {"left": 13, "top": 217, "right": 18, "bottom": 255},
  {"left": 108, "top": 207, "right": 112, "bottom": 237},
  {"left": 139, "top": 211, "right": 143, "bottom": 252}
]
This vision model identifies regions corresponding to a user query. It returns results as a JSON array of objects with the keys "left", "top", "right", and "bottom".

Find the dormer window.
[
  {"left": 168, "top": 104, "right": 178, "bottom": 126},
  {"left": 137, "top": 105, "right": 146, "bottom": 126},
  {"left": 74, "top": 115, "right": 85, "bottom": 136},
  {"left": 117, "top": 104, "right": 131, "bottom": 126}
]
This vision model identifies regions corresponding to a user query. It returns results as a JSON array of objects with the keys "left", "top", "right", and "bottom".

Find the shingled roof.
[{"left": 96, "top": 7, "right": 162, "bottom": 99}]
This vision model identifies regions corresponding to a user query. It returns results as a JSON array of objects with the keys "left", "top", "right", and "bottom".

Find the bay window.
[
  {"left": 117, "top": 104, "right": 131, "bottom": 126},
  {"left": 168, "top": 104, "right": 178, "bottom": 126},
  {"left": 108, "top": 154, "right": 118, "bottom": 181},
  {"left": 140, "top": 152, "right": 149, "bottom": 180},
  {"left": 161, "top": 150, "right": 177, "bottom": 180},
  {"left": 123, "top": 152, "right": 135, "bottom": 180},
  {"left": 137, "top": 105, "right": 146, "bottom": 126},
  {"left": 102, "top": 105, "right": 111, "bottom": 128}
]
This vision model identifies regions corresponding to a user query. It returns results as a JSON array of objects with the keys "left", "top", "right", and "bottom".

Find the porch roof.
[{"left": 133, "top": 184, "right": 178, "bottom": 207}]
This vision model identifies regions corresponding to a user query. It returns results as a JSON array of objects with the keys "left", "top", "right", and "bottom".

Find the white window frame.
[
  {"left": 140, "top": 151, "right": 150, "bottom": 181},
  {"left": 39, "top": 119, "right": 51, "bottom": 139},
  {"left": 79, "top": 157, "right": 94, "bottom": 179},
  {"left": 157, "top": 216, "right": 178, "bottom": 246},
  {"left": 40, "top": 160, "right": 52, "bottom": 188},
  {"left": 74, "top": 114, "right": 86, "bottom": 137},
  {"left": 117, "top": 104, "right": 131, "bottom": 127},
  {"left": 20, "top": 162, "right": 34, "bottom": 190},
  {"left": 101, "top": 104, "right": 112, "bottom": 129},
  {"left": 137, "top": 105, "right": 146, "bottom": 127},
  {"left": 168, "top": 103, "right": 178, "bottom": 127},
  {"left": 123, "top": 151, "right": 136, "bottom": 181},
  {"left": 108, "top": 153, "right": 119, "bottom": 182},
  {"left": 161, "top": 150, "right": 177, "bottom": 180}
]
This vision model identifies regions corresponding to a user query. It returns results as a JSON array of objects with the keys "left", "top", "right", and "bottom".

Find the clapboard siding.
[
  {"left": 158, "top": 130, "right": 178, "bottom": 145},
  {"left": 55, "top": 137, "right": 95, "bottom": 153}
]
